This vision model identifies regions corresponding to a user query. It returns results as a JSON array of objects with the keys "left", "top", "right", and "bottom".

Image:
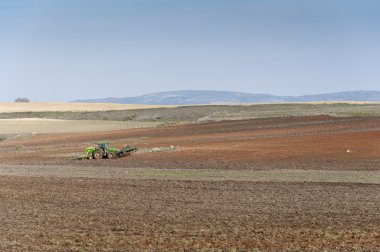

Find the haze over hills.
[{"left": 74, "top": 90, "right": 380, "bottom": 105}]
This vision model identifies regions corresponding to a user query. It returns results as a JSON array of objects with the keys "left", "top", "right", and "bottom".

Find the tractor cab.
[{"left": 96, "top": 142, "right": 109, "bottom": 152}]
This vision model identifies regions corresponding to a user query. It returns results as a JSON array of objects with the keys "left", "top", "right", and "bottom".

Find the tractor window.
[{"left": 97, "top": 143, "right": 109, "bottom": 150}]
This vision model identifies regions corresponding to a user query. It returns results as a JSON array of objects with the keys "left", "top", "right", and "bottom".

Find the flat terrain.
[
  {"left": 1, "top": 165, "right": 380, "bottom": 184},
  {"left": 2, "top": 103, "right": 380, "bottom": 122},
  {"left": 0, "top": 118, "right": 160, "bottom": 134},
  {"left": 1, "top": 115, "right": 379, "bottom": 170},
  {"left": 0, "top": 178, "right": 379, "bottom": 251},
  {"left": 0, "top": 115, "right": 379, "bottom": 251},
  {"left": 0, "top": 102, "right": 171, "bottom": 113}
]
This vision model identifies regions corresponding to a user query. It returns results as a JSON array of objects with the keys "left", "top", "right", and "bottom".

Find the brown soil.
[
  {"left": 0, "top": 116, "right": 379, "bottom": 251},
  {"left": 1, "top": 115, "right": 379, "bottom": 170},
  {"left": 0, "top": 177, "right": 379, "bottom": 251}
]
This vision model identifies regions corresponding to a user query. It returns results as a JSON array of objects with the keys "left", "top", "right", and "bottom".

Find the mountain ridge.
[{"left": 73, "top": 90, "right": 380, "bottom": 105}]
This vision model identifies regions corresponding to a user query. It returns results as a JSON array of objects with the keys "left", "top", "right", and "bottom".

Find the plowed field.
[
  {"left": 1, "top": 115, "right": 379, "bottom": 170},
  {"left": 0, "top": 115, "right": 379, "bottom": 251}
]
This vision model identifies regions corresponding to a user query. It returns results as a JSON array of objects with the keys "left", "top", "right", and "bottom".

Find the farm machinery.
[{"left": 76, "top": 142, "right": 137, "bottom": 160}]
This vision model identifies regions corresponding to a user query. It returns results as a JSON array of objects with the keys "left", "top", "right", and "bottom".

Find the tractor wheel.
[
  {"left": 107, "top": 152, "right": 115, "bottom": 159},
  {"left": 92, "top": 150, "right": 103, "bottom": 159}
]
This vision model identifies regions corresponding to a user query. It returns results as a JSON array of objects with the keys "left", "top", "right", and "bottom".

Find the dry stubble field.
[
  {"left": 0, "top": 115, "right": 379, "bottom": 251},
  {"left": 0, "top": 102, "right": 171, "bottom": 113}
]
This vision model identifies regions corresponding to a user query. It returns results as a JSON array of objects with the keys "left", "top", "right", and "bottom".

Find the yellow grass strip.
[
  {"left": 0, "top": 119, "right": 160, "bottom": 134},
  {"left": 0, "top": 102, "right": 174, "bottom": 113}
]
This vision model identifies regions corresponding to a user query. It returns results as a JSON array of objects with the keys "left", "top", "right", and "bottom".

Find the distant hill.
[{"left": 74, "top": 90, "right": 380, "bottom": 105}]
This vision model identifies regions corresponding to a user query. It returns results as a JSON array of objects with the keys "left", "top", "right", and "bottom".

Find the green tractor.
[{"left": 85, "top": 142, "right": 137, "bottom": 159}]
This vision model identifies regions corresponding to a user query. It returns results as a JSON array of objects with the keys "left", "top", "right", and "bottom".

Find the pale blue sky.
[{"left": 0, "top": 0, "right": 379, "bottom": 101}]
